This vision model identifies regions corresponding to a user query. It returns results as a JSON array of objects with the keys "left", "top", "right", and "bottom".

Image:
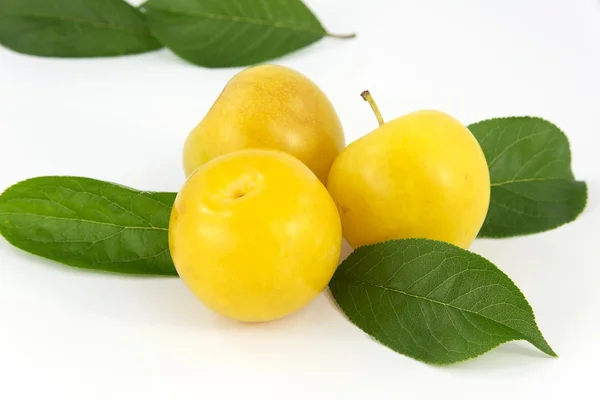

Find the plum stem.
[{"left": 361, "top": 90, "right": 385, "bottom": 126}]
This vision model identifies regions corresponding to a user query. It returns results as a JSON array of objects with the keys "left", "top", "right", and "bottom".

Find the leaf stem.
[
  {"left": 326, "top": 32, "right": 357, "bottom": 39},
  {"left": 361, "top": 90, "right": 385, "bottom": 126}
]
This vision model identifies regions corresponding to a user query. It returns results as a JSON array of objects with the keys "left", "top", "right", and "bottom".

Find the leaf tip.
[{"left": 545, "top": 346, "right": 559, "bottom": 359}]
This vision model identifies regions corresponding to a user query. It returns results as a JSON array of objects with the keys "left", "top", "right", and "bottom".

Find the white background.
[{"left": 1, "top": 0, "right": 599, "bottom": 398}]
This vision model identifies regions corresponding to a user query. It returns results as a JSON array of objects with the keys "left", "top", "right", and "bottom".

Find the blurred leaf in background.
[
  {"left": 142, "top": 0, "right": 354, "bottom": 67},
  {"left": 0, "top": 0, "right": 162, "bottom": 57}
]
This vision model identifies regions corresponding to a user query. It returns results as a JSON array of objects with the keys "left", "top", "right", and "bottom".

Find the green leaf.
[
  {"left": 469, "top": 117, "right": 587, "bottom": 237},
  {"left": 142, "top": 0, "right": 346, "bottom": 68},
  {"left": 0, "top": 0, "right": 162, "bottom": 57},
  {"left": 0, "top": 177, "right": 177, "bottom": 276},
  {"left": 329, "top": 239, "right": 556, "bottom": 365}
]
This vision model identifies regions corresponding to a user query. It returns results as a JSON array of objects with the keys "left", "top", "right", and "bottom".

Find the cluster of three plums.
[{"left": 169, "top": 65, "right": 490, "bottom": 322}]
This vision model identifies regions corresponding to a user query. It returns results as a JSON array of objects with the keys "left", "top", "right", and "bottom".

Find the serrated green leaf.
[
  {"left": 142, "top": 0, "right": 332, "bottom": 67},
  {"left": 0, "top": 176, "right": 177, "bottom": 275},
  {"left": 470, "top": 117, "right": 587, "bottom": 237},
  {"left": 329, "top": 239, "right": 556, "bottom": 365},
  {"left": 0, "top": 0, "right": 162, "bottom": 57}
]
